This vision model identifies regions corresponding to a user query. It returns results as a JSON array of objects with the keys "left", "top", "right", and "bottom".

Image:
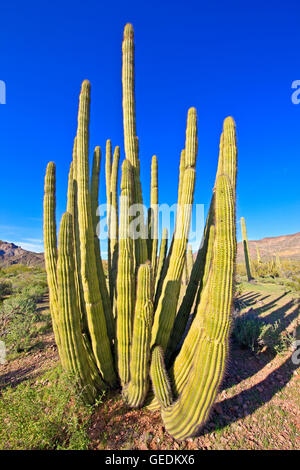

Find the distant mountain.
[
  {"left": 0, "top": 240, "right": 44, "bottom": 267},
  {"left": 237, "top": 232, "right": 300, "bottom": 263},
  {"left": 1, "top": 231, "right": 299, "bottom": 269}
]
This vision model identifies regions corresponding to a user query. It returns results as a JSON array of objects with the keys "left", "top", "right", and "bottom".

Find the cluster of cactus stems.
[
  {"left": 241, "top": 217, "right": 253, "bottom": 281},
  {"left": 43, "top": 23, "right": 237, "bottom": 440}
]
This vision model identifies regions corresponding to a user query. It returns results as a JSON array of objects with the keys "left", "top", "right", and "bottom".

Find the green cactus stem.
[
  {"left": 122, "top": 23, "right": 147, "bottom": 267},
  {"left": 90, "top": 146, "right": 115, "bottom": 343},
  {"left": 241, "top": 217, "right": 253, "bottom": 281},
  {"left": 150, "top": 346, "right": 173, "bottom": 408},
  {"left": 154, "top": 228, "right": 168, "bottom": 297},
  {"left": 56, "top": 212, "right": 105, "bottom": 403},
  {"left": 110, "top": 145, "right": 120, "bottom": 306},
  {"left": 125, "top": 263, "right": 153, "bottom": 407},
  {"left": 150, "top": 155, "right": 158, "bottom": 274},
  {"left": 75, "top": 80, "right": 116, "bottom": 386},
  {"left": 162, "top": 173, "right": 236, "bottom": 440},
  {"left": 151, "top": 107, "right": 198, "bottom": 352},
  {"left": 116, "top": 159, "right": 135, "bottom": 386},
  {"left": 43, "top": 162, "right": 61, "bottom": 348}
]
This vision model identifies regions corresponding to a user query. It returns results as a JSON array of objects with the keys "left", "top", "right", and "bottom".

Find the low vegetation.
[
  {"left": 0, "top": 265, "right": 51, "bottom": 357},
  {"left": 0, "top": 264, "right": 299, "bottom": 449},
  {"left": 0, "top": 366, "right": 98, "bottom": 450}
]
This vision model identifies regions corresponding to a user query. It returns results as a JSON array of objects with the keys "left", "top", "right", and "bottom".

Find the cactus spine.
[{"left": 241, "top": 217, "right": 253, "bottom": 281}]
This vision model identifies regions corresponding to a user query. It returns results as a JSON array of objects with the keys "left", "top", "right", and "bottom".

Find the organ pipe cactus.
[
  {"left": 125, "top": 263, "right": 153, "bottom": 407},
  {"left": 122, "top": 23, "right": 147, "bottom": 267},
  {"left": 116, "top": 160, "right": 135, "bottom": 385},
  {"left": 110, "top": 145, "right": 120, "bottom": 306},
  {"left": 241, "top": 217, "right": 253, "bottom": 281},
  {"left": 43, "top": 23, "right": 238, "bottom": 441},
  {"left": 56, "top": 212, "right": 105, "bottom": 403}
]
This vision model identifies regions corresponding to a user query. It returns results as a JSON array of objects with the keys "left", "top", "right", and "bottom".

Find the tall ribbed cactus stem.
[
  {"left": 76, "top": 80, "right": 116, "bottom": 386},
  {"left": 43, "top": 162, "right": 60, "bottom": 348},
  {"left": 90, "top": 146, "right": 115, "bottom": 343},
  {"left": 105, "top": 139, "right": 112, "bottom": 294},
  {"left": 110, "top": 145, "right": 120, "bottom": 306},
  {"left": 162, "top": 174, "right": 236, "bottom": 440},
  {"left": 122, "top": 23, "right": 147, "bottom": 267},
  {"left": 186, "top": 244, "right": 193, "bottom": 281},
  {"left": 256, "top": 245, "right": 261, "bottom": 264},
  {"left": 56, "top": 212, "right": 105, "bottom": 403},
  {"left": 241, "top": 217, "right": 253, "bottom": 281},
  {"left": 154, "top": 228, "right": 168, "bottom": 296},
  {"left": 166, "top": 116, "right": 237, "bottom": 365},
  {"left": 150, "top": 155, "right": 158, "bottom": 274},
  {"left": 150, "top": 346, "right": 173, "bottom": 408},
  {"left": 125, "top": 263, "right": 153, "bottom": 407},
  {"left": 151, "top": 107, "right": 198, "bottom": 352},
  {"left": 116, "top": 160, "right": 135, "bottom": 386}
]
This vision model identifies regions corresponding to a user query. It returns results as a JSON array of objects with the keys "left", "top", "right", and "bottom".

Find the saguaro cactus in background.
[
  {"left": 241, "top": 217, "right": 253, "bottom": 281},
  {"left": 256, "top": 245, "right": 261, "bottom": 264},
  {"left": 43, "top": 23, "right": 237, "bottom": 441}
]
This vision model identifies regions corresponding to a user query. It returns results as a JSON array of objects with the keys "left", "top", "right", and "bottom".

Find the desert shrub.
[
  {"left": 0, "top": 367, "right": 97, "bottom": 450},
  {"left": 0, "top": 287, "right": 49, "bottom": 352},
  {"left": 1, "top": 264, "right": 32, "bottom": 277},
  {"left": 233, "top": 311, "right": 294, "bottom": 354},
  {"left": 0, "top": 293, "right": 39, "bottom": 352},
  {"left": 233, "top": 312, "right": 262, "bottom": 352},
  {"left": 21, "top": 282, "right": 47, "bottom": 302},
  {"left": 252, "top": 260, "right": 281, "bottom": 279},
  {"left": 285, "top": 276, "right": 300, "bottom": 293},
  {"left": 0, "top": 280, "right": 12, "bottom": 299}
]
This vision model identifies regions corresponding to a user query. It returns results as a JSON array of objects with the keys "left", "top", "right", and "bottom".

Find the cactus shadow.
[
  {"left": 198, "top": 353, "right": 299, "bottom": 436},
  {"left": 0, "top": 364, "right": 37, "bottom": 391}
]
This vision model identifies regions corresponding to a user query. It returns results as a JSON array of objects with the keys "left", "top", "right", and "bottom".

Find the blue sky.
[{"left": 0, "top": 0, "right": 300, "bottom": 254}]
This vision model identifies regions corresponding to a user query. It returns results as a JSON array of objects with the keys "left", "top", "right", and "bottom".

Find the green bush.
[
  {"left": 0, "top": 280, "right": 12, "bottom": 299},
  {"left": 285, "top": 276, "right": 300, "bottom": 293},
  {"left": 233, "top": 311, "right": 294, "bottom": 354},
  {"left": 0, "top": 292, "right": 43, "bottom": 353},
  {"left": 0, "top": 367, "right": 98, "bottom": 450},
  {"left": 0, "top": 264, "right": 32, "bottom": 277},
  {"left": 21, "top": 282, "right": 47, "bottom": 302}
]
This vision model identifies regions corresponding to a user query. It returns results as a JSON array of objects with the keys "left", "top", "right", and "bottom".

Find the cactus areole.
[{"left": 43, "top": 23, "right": 237, "bottom": 440}]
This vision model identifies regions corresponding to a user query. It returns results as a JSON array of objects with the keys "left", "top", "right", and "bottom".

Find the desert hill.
[
  {"left": 0, "top": 240, "right": 44, "bottom": 267},
  {"left": 1, "top": 231, "right": 300, "bottom": 268},
  {"left": 236, "top": 231, "right": 300, "bottom": 263}
]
